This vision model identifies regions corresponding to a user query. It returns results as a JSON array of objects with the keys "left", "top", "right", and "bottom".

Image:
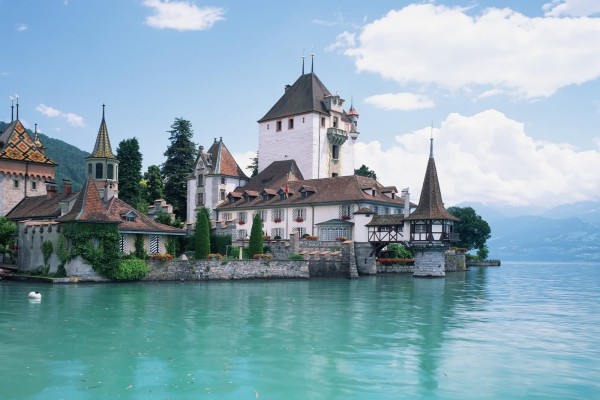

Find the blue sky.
[{"left": 2, "top": 0, "right": 599, "bottom": 209}]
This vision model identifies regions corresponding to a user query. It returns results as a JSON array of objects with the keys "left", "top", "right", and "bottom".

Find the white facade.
[
  {"left": 187, "top": 173, "right": 246, "bottom": 223},
  {"left": 0, "top": 173, "right": 47, "bottom": 216}
]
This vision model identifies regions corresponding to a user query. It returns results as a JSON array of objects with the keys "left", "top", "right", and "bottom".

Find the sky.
[{"left": 2, "top": 0, "right": 600, "bottom": 211}]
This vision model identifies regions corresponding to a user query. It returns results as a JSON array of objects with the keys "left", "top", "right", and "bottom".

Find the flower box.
[
  {"left": 273, "top": 218, "right": 282, "bottom": 223},
  {"left": 295, "top": 217, "right": 304, "bottom": 223},
  {"left": 238, "top": 220, "right": 246, "bottom": 225},
  {"left": 336, "top": 237, "right": 347, "bottom": 242},
  {"left": 303, "top": 235, "right": 318, "bottom": 241},
  {"left": 150, "top": 253, "right": 174, "bottom": 261},
  {"left": 341, "top": 215, "right": 351, "bottom": 221},
  {"left": 376, "top": 258, "right": 415, "bottom": 265}
]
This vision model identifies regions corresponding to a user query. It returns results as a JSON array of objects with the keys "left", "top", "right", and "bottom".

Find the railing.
[
  {"left": 368, "top": 230, "right": 405, "bottom": 243},
  {"left": 326, "top": 128, "right": 348, "bottom": 145},
  {"left": 410, "top": 232, "right": 460, "bottom": 242}
]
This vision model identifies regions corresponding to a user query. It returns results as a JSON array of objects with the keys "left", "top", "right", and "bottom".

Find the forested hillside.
[{"left": 0, "top": 121, "right": 87, "bottom": 192}]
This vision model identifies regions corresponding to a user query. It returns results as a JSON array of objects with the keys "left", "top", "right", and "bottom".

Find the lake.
[{"left": 1, "top": 262, "right": 599, "bottom": 399}]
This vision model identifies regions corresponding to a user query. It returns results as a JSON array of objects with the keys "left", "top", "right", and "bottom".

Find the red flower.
[{"left": 295, "top": 217, "right": 304, "bottom": 223}]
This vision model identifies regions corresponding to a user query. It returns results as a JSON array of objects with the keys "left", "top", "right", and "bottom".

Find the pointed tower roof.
[
  {"left": 406, "top": 139, "right": 458, "bottom": 221},
  {"left": 206, "top": 138, "right": 249, "bottom": 178},
  {"left": 258, "top": 73, "right": 332, "bottom": 122},
  {"left": 58, "top": 176, "right": 120, "bottom": 223},
  {"left": 0, "top": 120, "right": 56, "bottom": 165},
  {"left": 87, "top": 105, "right": 115, "bottom": 159}
]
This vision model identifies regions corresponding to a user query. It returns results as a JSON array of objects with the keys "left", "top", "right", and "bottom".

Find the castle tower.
[
  {"left": 85, "top": 105, "right": 119, "bottom": 200},
  {"left": 406, "top": 138, "right": 459, "bottom": 277},
  {"left": 0, "top": 99, "right": 55, "bottom": 215},
  {"left": 257, "top": 65, "right": 358, "bottom": 179}
]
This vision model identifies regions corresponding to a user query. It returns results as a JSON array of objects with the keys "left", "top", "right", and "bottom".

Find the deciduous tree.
[
  {"left": 354, "top": 164, "right": 377, "bottom": 180},
  {"left": 448, "top": 206, "right": 491, "bottom": 254}
]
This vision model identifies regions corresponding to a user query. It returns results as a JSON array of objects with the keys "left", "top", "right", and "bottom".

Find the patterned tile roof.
[
  {"left": 87, "top": 110, "right": 115, "bottom": 159},
  {"left": 0, "top": 120, "right": 56, "bottom": 165},
  {"left": 405, "top": 146, "right": 459, "bottom": 221}
]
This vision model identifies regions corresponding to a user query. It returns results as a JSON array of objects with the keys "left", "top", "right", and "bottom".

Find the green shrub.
[
  {"left": 248, "top": 214, "right": 264, "bottom": 258},
  {"left": 211, "top": 234, "right": 232, "bottom": 255},
  {"left": 134, "top": 234, "right": 147, "bottom": 259},
  {"left": 288, "top": 254, "right": 305, "bottom": 260},
  {"left": 113, "top": 259, "right": 148, "bottom": 281},
  {"left": 387, "top": 243, "right": 413, "bottom": 259},
  {"left": 42, "top": 241, "right": 54, "bottom": 267}
]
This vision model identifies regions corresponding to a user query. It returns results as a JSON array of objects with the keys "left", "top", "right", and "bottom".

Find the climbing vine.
[
  {"left": 42, "top": 241, "right": 53, "bottom": 267},
  {"left": 59, "top": 222, "right": 121, "bottom": 279}
]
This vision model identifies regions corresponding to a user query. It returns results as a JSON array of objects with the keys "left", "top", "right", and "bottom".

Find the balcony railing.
[{"left": 327, "top": 128, "right": 348, "bottom": 145}]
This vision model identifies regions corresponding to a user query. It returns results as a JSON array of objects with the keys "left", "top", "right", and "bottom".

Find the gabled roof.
[
  {"left": 58, "top": 178, "right": 120, "bottom": 223},
  {"left": 206, "top": 139, "right": 248, "bottom": 178},
  {"left": 0, "top": 120, "right": 55, "bottom": 165},
  {"left": 239, "top": 159, "right": 304, "bottom": 192},
  {"left": 105, "top": 196, "right": 186, "bottom": 235},
  {"left": 258, "top": 73, "right": 332, "bottom": 122},
  {"left": 6, "top": 191, "right": 77, "bottom": 221},
  {"left": 406, "top": 141, "right": 459, "bottom": 221},
  {"left": 87, "top": 108, "right": 115, "bottom": 159},
  {"left": 366, "top": 214, "right": 405, "bottom": 226}
]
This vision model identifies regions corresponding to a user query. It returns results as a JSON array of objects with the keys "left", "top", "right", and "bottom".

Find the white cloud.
[
  {"left": 36, "top": 104, "right": 84, "bottom": 127},
  {"left": 364, "top": 92, "right": 434, "bottom": 111},
  {"left": 338, "top": 4, "right": 600, "bottom": 98},
  {"left": 232, "top": 150, "right": 257, "bottom": 177},
  {"left": 355, "top": 109, "right": 600, "bottom": 208},
  {"left": 15, "top": 23, "right": 28, "bottom": 32},
  {"left": 326, "top": 31, "right": 355, "bottom": 51},
  {"left": 543, "top": 0, "right": 600, "bottom": 17},
  {"left": 143, "top": 0, "right": 225, "bottom": 31},
  {"left": 312, "top": 12, "right": 344, "bottom": 27}
]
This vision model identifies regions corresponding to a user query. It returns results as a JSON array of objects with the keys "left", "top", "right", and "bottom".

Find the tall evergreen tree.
[
  {"left": 195, "top": 208, "right": 210, "bottom": 259},
  {"left": 161, "top": 118, "right": 197, "bottom": 219},
  {"left": 144, "top": 164, "right": 165, "bottom": 203},
  {"left": 116, "top": 138, "right": 143, "bottom": 207},
  {"left": 248, "top": 213, "right": 264, "bottom": 257},
  {"left": 247, "top": 152, "right": 259, "bottom": 177}
]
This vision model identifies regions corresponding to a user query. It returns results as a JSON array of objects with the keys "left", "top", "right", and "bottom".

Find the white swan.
[{"left": 28, "top": 291, "right": 41, "bottom": 300}]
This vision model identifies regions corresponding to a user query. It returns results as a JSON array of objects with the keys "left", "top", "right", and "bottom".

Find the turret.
[{"left": 85, "top": 105, "right": 119, "bottom": 200}]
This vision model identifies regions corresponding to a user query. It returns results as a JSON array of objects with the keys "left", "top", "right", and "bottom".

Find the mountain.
[
  {"left": 455, "top": 201, "right": 600, "bottom": 262},
  {"left": 0, "top": 121, "right": 88, "bottom": 192}
]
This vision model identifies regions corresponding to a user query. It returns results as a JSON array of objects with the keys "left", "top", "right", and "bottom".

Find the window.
[
  {"left": 149, "top": 236, "right": 160, "bottom": 254},
  {"left": 262, "top": 194, "right": 270, "bottom": 201},
  {"left": 237, "top": 212, "right": 247, "bottom": 223},
  {"left": 373, "top": 205, "right": 380, "bottom": 214},
  {"left": 221, "top": 212, "right": 232, "bottom": 221},
  {"left": 321, "top": 117, "right": 326, "bottom": 128},
  {"left": 276, "top": 120, "right": 282, "bottom": 131},
  {"left": 288, "top": 118, "right": 294, "bottom": 130},
  {"left": 196, "top": 193, "right": 204, "bottom": 205},
  {"left": 31, "top": 181, "right": 37, "bottom": 190},
  {"left": 254, "top": 210, "right": 267, "bottom": 222},
  {"left": 95, "top": 163, "right": 103, "bottom": 179},
  {"left": 319, "top": 226, "right": 351, "bottom": 241},
  {"left": 332, "top": 145, "right": 339, "bottom": 160},
  {"left": 220, "top": 190, "right": 226, "bottom": 201},
  {"left": 272, "top": 208, "right": 284, "bottom": 221},
  {"left": 333, "top": 117, "right": 339, "bottom": 128},
  {"left": 339, "top": 204, "right": 354, "bottom": 219},
  {"left": 237, "top": 229, "right": 248, "bottom": 241},
  {"left": 221, "top": 177, "right": 226, "bottom": 184},
  {"left": 107, "top": 164, "right": 114, "bottom": 179},
  {"left": 293, "top": 208, "right": 306, "bottom": 222},
  {"left": 332, "top": 173, "right": 338, "bottom": 178},
  {"left": 88, "top": 163, "right": 92, "bottom": 175},
  {"left": 267, "top": 124, "right": 269, "bottom": 130},
  {"left": 294, "top": 227, "right": 306, "bottom": 237},
  {"left": 302, "top": 117, "right": 305, "bottom": 123},
  {"left": 120, "top": 234, "right": 127, "bottom": 253},
  {"left": 13, "top": 179, "right": 18, "bottom": 189},
  {"left": 271, "top": 228, "right": 284, "bottom": 239},
  {"left": 415, "top": 224, "right": 427, "bottom": 233},
  {"left": 197, "top": 175, "right": 204, "bottom": 187}
]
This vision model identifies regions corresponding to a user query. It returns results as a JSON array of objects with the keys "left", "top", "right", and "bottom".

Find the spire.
[
  {"left": 429, "top": 122, "right": 434, "bottom": 158},
  {"left": 302, "top": 50, "right": 305, "bottom": 75},
  {"left": 10, "top": 97, "right": 14, "bottom": 122},
  {"left": 311, "top": 52, "right": 314, "bottom": 73},
  {"left": 15, "top": 96, "right": 19, "bottom": 120},
  {"left": 87, "top": 104, "right": 115, "bottom": 159}
]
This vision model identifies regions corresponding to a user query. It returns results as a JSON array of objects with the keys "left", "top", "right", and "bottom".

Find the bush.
[
  {"left": 288, "top": 254, "right": 305, "bottom": 260},
  {"left": 149, "top": 253, "right": 174, "bottom": 261},
  {"left": 386, "top": 243, "right": 413, "bottom": 259},
  {"left": 113, "top": 259, "right": 148, "bottom": 281},
  {"left": 211, "top": 234, "right": 232, "bottom": 255},
  {"left": 253, "top": 253, "right": 273, "bottom": 260}
]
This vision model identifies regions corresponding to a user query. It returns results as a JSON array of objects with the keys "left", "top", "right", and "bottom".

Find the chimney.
[
  {"left": 46, "top": 182, "right": 57, "bottom": 200},
  {"left": 402, "top": 188, "right": 410, "bottom": 218},
  {"left": 104, "top": 182, "right": 115, "bottom": 202},
  {"left": 62, "top": 179, "right": 72, "bottom": 196}
]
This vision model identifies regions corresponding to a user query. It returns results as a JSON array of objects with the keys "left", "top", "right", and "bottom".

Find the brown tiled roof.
[
  {"left": 405, "top": 154, "right": 458, "bottom": 221},
  {"left": 105, "top": 196, "right": 185, "bottom": 235},
  {"left": 218, "top": 170, "right": 412, "bottom": 210},
  {"left": 239, "top": 160, "right": 304, "bottom": 192},
  {"left": 366, "top": 214, "right": 405, "bottom": 226},
  {"left": 206, "top": 139, "right": 248, "bottom": 178},
  {"left": 259, "top": 73, "right": 332, "bottom": 122},
  {"left": 58, "top": 179, "right": 120, "bottom": 223},
  {"left": 0, "top": 120, "right": 56, "bottom": 165},
  {"left": 6, "top": 191, "right": 77, "bottom": 221},
  {"left": 87, "top": 110, "right": 115, "bottom": 159}
]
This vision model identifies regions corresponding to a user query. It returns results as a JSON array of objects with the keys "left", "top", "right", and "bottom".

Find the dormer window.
[
  {"left": 123, "top": 210, "right": 137, "bottom": 222},
  {"left": 372, "top": 189, "right": 376, "bottom": 196},
  {"left": 244, "top": 195, "right": 250, "bottom": 203},
  {"left": 262, "top": 194, "right": 269, "bottom": 201}
]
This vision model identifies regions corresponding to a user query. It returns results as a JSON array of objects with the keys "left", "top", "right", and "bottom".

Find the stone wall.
[
  {"left": 413, "top": 245, "right": 446, "bottom": 277},
  {"left": 377, "top": 264, "right": 413, "bottom": 274},
  {"left": 354, "top": 242, "right": 377, "bottom": 275},
  {"left": 144, "top": 259, "right": 309, "bottom": 281},
  {"left": 445, "top": 249, "right": 466, "bottom": 272}
]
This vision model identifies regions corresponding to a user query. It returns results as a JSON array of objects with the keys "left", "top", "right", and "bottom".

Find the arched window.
[
  {"left": 107, "top": 164, "right": 114, "bottom": 179},
  {"left": 88, "top": 163, "right": 92, "bottom": 175},
  {"left": 95, "top": 163, "right": 103, "bottom": 179}
]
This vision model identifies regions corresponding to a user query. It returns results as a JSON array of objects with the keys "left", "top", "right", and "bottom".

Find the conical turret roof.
[{"left": 87, "top": 106, "right": 115, "bottom": 159}]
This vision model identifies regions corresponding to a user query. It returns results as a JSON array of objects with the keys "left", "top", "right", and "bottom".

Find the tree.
[
  {"left": 0, "top": 216, "right": 16, "bottom": 246},
  {"left": 116, "top": 138, "right": 143, "bottom": 208},
  {"left": 144, "top": 164, "right": 164, "bottom": 203},
  {"left": 247, "top": 153, "right": 259, "bottom": 177},
  {"left": 195, "top": 208, "right": 210, "bottom": 259},
  {"left": 448, "top": 206, "right": 491, "bottom": 254},
  {"left": 354, "top": 164, "right": 377, "bottom": 180},
  {"left": 162, "top": 118, "right": 197, "bottom": 220},
  {"left": 248, "top": 213, "right": 264, "bottom": 257}
]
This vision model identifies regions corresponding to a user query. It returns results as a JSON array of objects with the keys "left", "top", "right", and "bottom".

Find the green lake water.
[{"left": 1, "top": 263, "right": 599, "bottom": 399}]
